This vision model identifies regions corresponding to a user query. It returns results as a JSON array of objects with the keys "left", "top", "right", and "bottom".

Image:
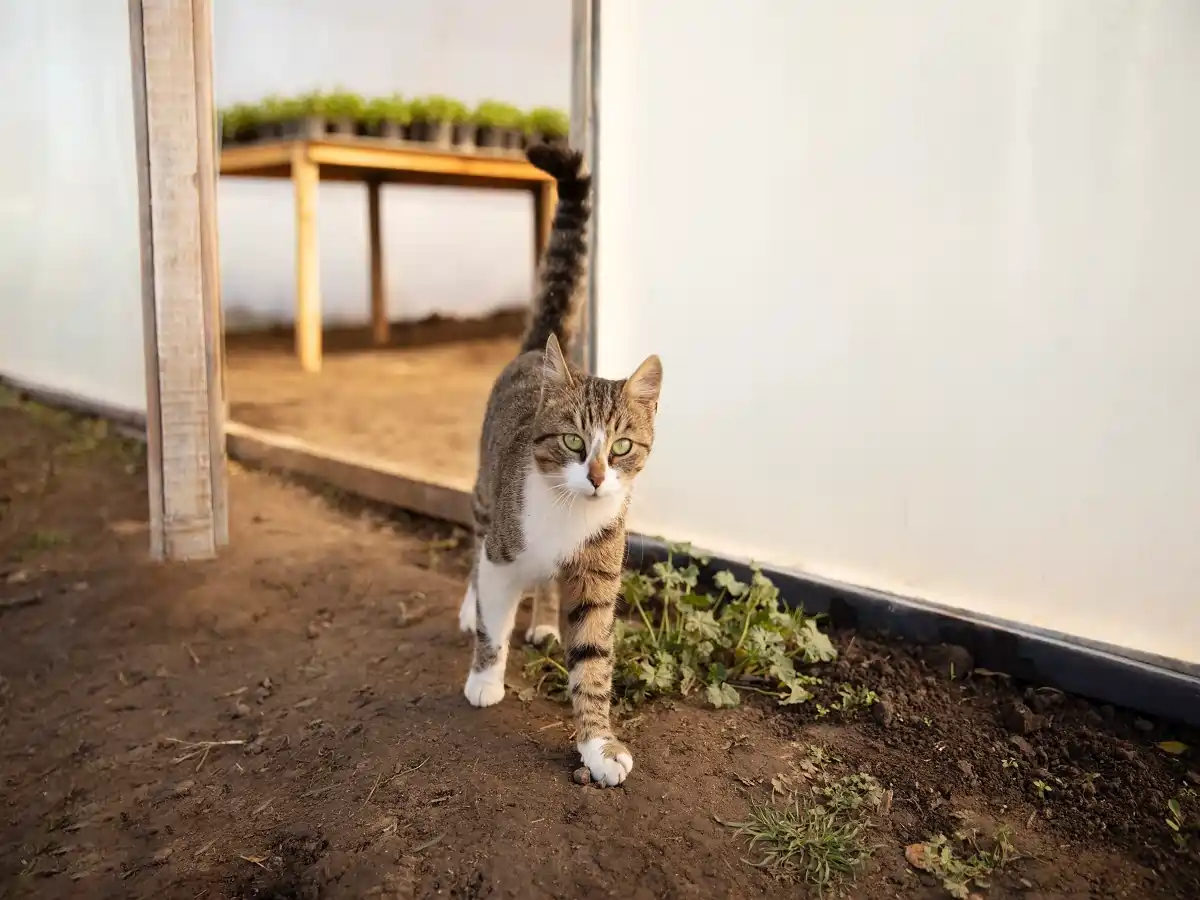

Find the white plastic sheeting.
[{"left": 595, "top": 0, "right": 1200, "bottom": 664}]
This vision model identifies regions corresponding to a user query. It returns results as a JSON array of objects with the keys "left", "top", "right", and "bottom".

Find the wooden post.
[
  {"left": 128, "top": 0, "right": 224, "bottom": 560},
  {"left": 533, "top": 181, "right": 557, "bottom": 270},
  {"left": 570, "top": 0, "right": 597, "bottom": 372},
  {"left": 292, "top": 145, "right": 322, "bottom": 373},
  {"left": 190, "top": 0, "right": 228, "bottom": 546},
  {"left": 367, "top": 179, "right": 388, "bottom": 346}
]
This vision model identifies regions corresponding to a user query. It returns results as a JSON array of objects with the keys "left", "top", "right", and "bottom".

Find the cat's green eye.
[
  {"left": 611, "top": 438, "right": 633, "bottom": 457},
  {"left": 561, "top": 433, "right": 585, "bottom": 453}
]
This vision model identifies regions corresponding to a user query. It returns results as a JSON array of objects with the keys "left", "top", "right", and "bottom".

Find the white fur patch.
[
  {"left": 517, "top": 467, "right": 625, "bottom": 584},
  {"left": 525, "top": 623, "right": 562, "bottom": 646},
  {"left": 464, "top": 668, "right": 505, "bottom": 707},
  {"left": 578, "top": 736, "right": 634, "bottom": 787},
  {"left": 458, "top": 584, "right": 477, "bottom": 633}
]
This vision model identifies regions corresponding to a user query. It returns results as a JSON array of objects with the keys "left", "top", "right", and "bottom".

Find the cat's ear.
[
  {"left": 624, "top": 354, "right": 662, "bottom": 410},
  {"left": 542, "top": 333, "right": 574, "bottom": 389}
]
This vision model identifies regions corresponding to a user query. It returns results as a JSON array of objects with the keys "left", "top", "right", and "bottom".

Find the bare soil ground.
[
  {"left": 226, "top": 324, "right": 521, "bottom": 491},
  {"left": 1, "top": 397, "right": 1198, "bottom": 899}
]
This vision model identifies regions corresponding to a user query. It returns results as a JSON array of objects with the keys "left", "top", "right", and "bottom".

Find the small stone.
[
  {"left": 152, "top": 847, "right": 173, "bottom": 864},
  {"left": 905, "top": 843, "right": 931, "bottom": 871},
  {"left": 172, "top": 780, "right": 195, "bottom": 797},
  {"left": 1009, "top": 735, "right": 1036, "bottom": 759},
  {"left": 306, "top": 622, "right": 321, "bottom": 639},
  {"left": 1000, "top": 700, "right": 1044, "bottom": 735},
  {"left": 233, "top": 700, "right": 252, "bottom": 718},
  {"left": 1133, "top": 717, "right": 1154, "bottom": 734},
  {"left": 71, "top": 581, "right": 89, "bottom": 592},
  {"left": 871, "top": 699, "right": 895, "bottom": 727},
  {"left": 1116, "top": 747, "right": 1138, "bottom": 762},
  {"left": 572, "top": 766, "right": 592, "bottom": 785},
  {"left": 957, "top": 759, "right": 976, "bottom": 780},
  {"left": 1185, "top": 770, "right": 1200, "bottom": 787},
  {"left": 6, "top": 570, "right": 30, "bottom": 585}
]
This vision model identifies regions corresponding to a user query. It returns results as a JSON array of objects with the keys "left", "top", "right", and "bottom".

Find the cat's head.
[{"left": 532, "top": 334, "right": 662, "bottom": 500}]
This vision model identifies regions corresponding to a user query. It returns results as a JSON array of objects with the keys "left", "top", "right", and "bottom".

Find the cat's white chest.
[{"left": 517, "top": 468, "right": 624, "bottom": 583}]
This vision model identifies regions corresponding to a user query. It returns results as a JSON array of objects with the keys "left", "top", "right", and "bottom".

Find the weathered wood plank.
[{"left": 129, "top": 0, "right": 221, "bottom": 560}]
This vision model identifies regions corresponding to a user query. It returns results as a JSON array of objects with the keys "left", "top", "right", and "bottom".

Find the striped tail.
[{"left": 520, "top": 144, "right": 591, "bottom": 355}]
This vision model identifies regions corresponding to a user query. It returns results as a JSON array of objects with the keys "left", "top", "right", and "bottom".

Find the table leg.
[
  {"left": 367, "top": 179, "right": 388, "bottom": 346},
  {"left": 534, "top": 180, "right": 557, "bottom": 271},
  {"left": 292, "top": 145, "right": 321, "bottom": 373}
]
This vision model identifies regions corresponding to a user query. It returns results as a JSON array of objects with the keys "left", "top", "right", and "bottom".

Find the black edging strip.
[{"left": 626, "top": 534, "right": 1200, "bottom": 730}]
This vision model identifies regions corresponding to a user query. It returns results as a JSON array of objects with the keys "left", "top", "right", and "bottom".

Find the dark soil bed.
[{"left": 1, "top": 397, "right": 1197, "bottom": 899}]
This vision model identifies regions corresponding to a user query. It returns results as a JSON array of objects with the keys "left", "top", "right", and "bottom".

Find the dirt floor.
[
  {"left": 2, "top": 397, "right": 1199, "bottom": 899},
  {"left": 225, "top": 319, "right": 521, "bottom": 492}
]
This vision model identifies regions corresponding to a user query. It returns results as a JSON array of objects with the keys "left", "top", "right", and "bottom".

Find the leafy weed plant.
[
  {"left": 525, "top": 544, "right": 838, "bottom": 711},
  {"left": 907, "top": 825, "right": 1018, "bottom": 899}
]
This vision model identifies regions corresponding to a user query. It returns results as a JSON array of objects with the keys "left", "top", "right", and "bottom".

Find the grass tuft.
[{"left": 723, "top": 761, "right": 883, "bottom": 892}]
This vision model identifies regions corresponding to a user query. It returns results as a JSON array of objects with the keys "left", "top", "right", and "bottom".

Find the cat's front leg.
[
  {"left": 562, "top": 523, "right": 631, "bottom": 787},
  {"left": 463, "top": 555, "right": 523, "bottom": 707}
]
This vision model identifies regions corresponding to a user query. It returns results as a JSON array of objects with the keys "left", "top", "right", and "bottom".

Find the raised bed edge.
[{"left": 626, "top": 533, "right": 1200, "bottom": 729}]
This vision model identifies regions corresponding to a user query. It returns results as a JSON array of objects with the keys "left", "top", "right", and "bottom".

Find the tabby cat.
[{"left": 457, "top": 144, "right": 662, "bottom": 787}]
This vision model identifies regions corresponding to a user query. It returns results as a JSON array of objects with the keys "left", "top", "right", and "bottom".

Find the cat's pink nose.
[{"left": 587, "top": 470, "right": 603, "bottom": 489}]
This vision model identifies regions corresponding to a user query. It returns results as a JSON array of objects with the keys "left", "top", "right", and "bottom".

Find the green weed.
[
  {"left": 723, "top": 766, "right": 883, "bottom": 891},
  {"left": 907, "top": 825, "right": 1018, "bottom": 899},
  {"left": 525, "top": 544, "right": 837, "bottom": 711}
]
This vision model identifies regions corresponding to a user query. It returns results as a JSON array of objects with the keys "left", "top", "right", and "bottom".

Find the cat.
[{"left": 457, "top": 143, "right": 662, "bottom": 787}]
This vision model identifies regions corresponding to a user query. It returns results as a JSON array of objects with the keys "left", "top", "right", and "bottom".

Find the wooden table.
[{"left": 219, "top": 139, "right": 556, "bottom": 373}]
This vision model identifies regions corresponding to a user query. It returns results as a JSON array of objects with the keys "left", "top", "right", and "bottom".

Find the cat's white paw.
[
  {"left": 578, "top": 736, "right": 633, "bottom": 787},
  {"left": 524, "top": 624, "right": 561, "bottom": 647},
  {"left": 464, "top": 669, "right": 505, "bottom": 707},
  {"left": 458, "top": 586, "right": 477, "bottom": 634}
]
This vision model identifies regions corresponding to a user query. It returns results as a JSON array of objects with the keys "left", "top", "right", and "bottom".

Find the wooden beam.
[
  {"left": 307, "top": 141, "right": 552, "bottom": 181},
  {"left": 225, "top": 422, "right": 472, "bottom": 527},
  {"left": 128, "top": 0, "right": 223, "bottom": 560},
  {"left": 570, "top": 0, "right": 598, "bottom": 372},
  {"left": 190, "top": 0, "right": 228, "bottom": 546},
  {"left": 367, "top": 179, "right": 388, "bottom": 346},
  {"left": 292, "top": 145, "right": 322, "bottom": 373}
]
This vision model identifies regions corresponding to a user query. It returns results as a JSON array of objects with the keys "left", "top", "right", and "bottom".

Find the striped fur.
[{"left": 457, "top": 143, "right": 663, "bottom": 787}]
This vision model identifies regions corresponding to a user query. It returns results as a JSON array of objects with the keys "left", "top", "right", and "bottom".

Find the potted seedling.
[
  {"left": 472, "top": 100, "right": 524, "bottom": 151},
  {"left": 525, "top": 107, "right": 569, "bottom": 148},
  {"left": 322, "top": 88, "right": 365, "bottom": 136},
  {"left": 363, "top": 94, "right": 411, "bottom": 140},
  {"left": 220, "top": 102, "right": 263, "bottom": 145},
  {"left": 409, "top": 95, "right": 466, "bottom": 149},
  {"left": 285, "top": 91, "right": 330, "bottom": 140},
  {"left": 258, "top": 94, "right": 309, "bottom": 140}
]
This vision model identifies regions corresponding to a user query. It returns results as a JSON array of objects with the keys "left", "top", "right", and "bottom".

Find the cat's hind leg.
[
  {"left": 463, "top": 555, "right": 523, "bottom": 708},
  {"left": 525, "top": 578, "right": 562, "bottom": 647}
]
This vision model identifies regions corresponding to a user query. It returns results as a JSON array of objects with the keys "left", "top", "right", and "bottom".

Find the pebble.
[
  {"left": 172, "top": 780, "right": 195, "bottom": 797},
  {"left": 1185, "top": 770, "right": 1200, "bottom": 787},
  {"left": 1009, "top": 735, "right": 1036, "bottom": 759},
  {"left": 1133, "top": 717, "right": 1154, "bottom": 734},
  {"left": 1000, "top": 700, "right": 1045, "bottom": 736},
  {"left": 572, "top": 766, "right": 592, "bottom": 785},
  {"left": 306, "top": 622, "right": 321, "bottom": 639},
  {"left": 871, "top": 699, "right": 895, "bottom": 728}
]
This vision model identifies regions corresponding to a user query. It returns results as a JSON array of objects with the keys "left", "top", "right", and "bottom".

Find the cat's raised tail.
[{"left": 521, "top": 144, "right": 592, "bottom": 356}]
